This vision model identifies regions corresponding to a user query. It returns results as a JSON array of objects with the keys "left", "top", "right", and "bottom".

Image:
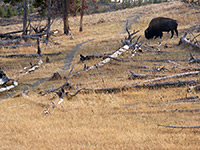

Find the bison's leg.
[
  {"left": 154, "top": 35, "right": 159, "bottom": 39},
  {"left": 170, "top": 29, "right": 174, "bottom": 38},
  {"left": 154, "top": 32, "right": 162, "bottom": 39},
  {"left": 175, "top": 29, "right": 178, "bottom": 37},
  {"left": 159, "top": 32, "right": 163, "bottom": 38}
]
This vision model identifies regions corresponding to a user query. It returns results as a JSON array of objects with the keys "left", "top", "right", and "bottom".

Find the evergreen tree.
[
  {"left": 29, "top": 4, "right": 34, "bottom": 13},
  {"left": 0, "top": 6, "right": 6, "bottom": 17},
  {"left": 149, "top": 0, "right": 154, "bottom": 4},
  {"left": 143, "top": 0, "right": 147, "bottom": 5},
  {"left": 138, "top": 0, "right": 142, "bottom": 6},
  {"left": 18, "top": 9, "right": 23, "bottom": 16},
  {"left": 153, "top": 0, "right": 158, "bottom": 3},
  {"left": 6, "top": 6, "right": 14, "bottom": 17},
  {"left": 133, "top": 0, "right": 137, "bottom": 6},
  {"left": 13, "top": 7, "right": 18, "bottom": 16},
  {"left": 114, "top": 0, "right": 119, "bottom": 10},
  {"left": 4, "top": 0, "right": 21, "bottom": 5}
]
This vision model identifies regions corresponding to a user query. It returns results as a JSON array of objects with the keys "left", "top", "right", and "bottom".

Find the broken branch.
[{"left": 157, "top": 124, "right": 200, "bottom": 129}]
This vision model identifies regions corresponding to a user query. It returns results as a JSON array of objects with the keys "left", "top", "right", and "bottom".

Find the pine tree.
[
  {"left": 0, "top": 6, "right": 6, "bottom": 17},
  {"left": 138, "top": 0, "right": 142, "bottom": 6},
  {"left": 149, "top": 0, "right": 154, "bottom": 4},
  {"left": 7, "top": 6, "right": 14, "bottom": 17},
  {"left": 29, "top": 4, "right": 34, "bottom": 13},
  {"left": 13, "top": 8, "right": 18, "bottom": 16}
]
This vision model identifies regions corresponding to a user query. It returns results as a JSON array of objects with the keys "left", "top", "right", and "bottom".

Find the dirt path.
[
  {"left": 60, "top": 40, "right": 93, "bottom": 73},
  {"left": 28, "top": 39, "right": 93, "bottom": 89}
]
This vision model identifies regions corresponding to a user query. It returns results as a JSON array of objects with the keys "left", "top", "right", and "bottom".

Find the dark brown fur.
[{"left": 145, "top": 17, "right": 178, "bottom": 39}]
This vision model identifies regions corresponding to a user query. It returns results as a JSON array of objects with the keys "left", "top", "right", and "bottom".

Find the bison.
[{"left": 145, "top": 17, "right": 178, "bottom": 39}]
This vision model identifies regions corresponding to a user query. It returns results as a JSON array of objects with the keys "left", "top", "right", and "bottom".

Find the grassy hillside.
[{"left": 0, "top": 1, "right": 200, "bottom": 149}]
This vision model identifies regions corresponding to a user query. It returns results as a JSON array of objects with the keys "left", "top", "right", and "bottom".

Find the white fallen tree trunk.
[
  {"left": 88, "top": 45, "right": 130, "bottom": 69},
  {"left": 71, "top": 45, "right": 131, "bottom": 77},
  {"left": 0, "top": 70, "right": 18, "bottom": 92},
  {"left": 179, "top": 32, "right": 200, "bottom": 49},
  {"left": 125, "top": 70, "right": 200, "bottom": 87}
]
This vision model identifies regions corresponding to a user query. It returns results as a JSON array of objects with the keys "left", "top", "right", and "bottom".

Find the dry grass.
[{"left": 1, "top": 1, "right": 200, "bottom": 149}]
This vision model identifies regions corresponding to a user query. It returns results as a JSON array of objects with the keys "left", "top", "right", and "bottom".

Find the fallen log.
[
  {"left": 0, "top": 38, "right": 23, "bottom": 46},
  {"left": 83, "top": 87, "right": 128, "bottom": 94},
  {"left": 129, "top": 71, "right": 149, "bottom": 79},
  {"left": 188, "top": 53, "right": 200, "bottom": 64},
  {"left": 0, "top": 70, "right": 18, "bottom": 92},
  {"left": 187, "top": 84, "right": 200, "bottom": 92},
  {"left": 125, "top": 71, "right": 200, "bottom": 87},
  {"left": 157, "top": 124, "right": 200, "bottom": 129},
  {"left": 0, "top": 52, "right": 61, "bottom": 58},
  {"left": 80, "top": 71, "right": 200, "bottom": 94},
  {"left": 132, "top": 58, "right": 188, "bottom": 62},
  {"left": 139, "top": 79, "right": 199, "bottom": 89},
  {"left": 112, "top": 108, "right": 200, "bottom": 115},
  {"left": 0, "top": 30, "right": 24, "bottom": 38},
  {"left": 179, "top": 32, "right": 200, "bottom": 49},
  {"left": 170, "top": 96, "right": 200, "bottom": 104},
  {"left": 80, "top": 52, "right": 113, "bottom": 62},
  {"left": 122, "top": 96, "right": 200, "bottom": 108},
  {"left": 78, "top": 70, "right": 200, "bottom": 94},
  {"left": 19, "top": 59, "right": 43, "bottom": 76},
  {"left": 128, "top": 71, "right": 166, "bottom": 80},
  {"left": 181, "top": 68, "right": 200, "bottom": 72},
  {"left": 0, "top": 42, "right": 37, "bottom": 49},
  {"left": 83, "top": 79, "right": 199, "bottom": 94},
  {"left": 0, "top": 31, "right": 56, "bottom": 40}
]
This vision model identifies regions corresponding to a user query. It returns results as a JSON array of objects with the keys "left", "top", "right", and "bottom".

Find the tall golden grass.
[{"left": 0, "top": 1, "right": 200, "bottom": 149}]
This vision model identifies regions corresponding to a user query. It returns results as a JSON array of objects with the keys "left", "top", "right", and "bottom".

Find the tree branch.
[{"left": 157, "top": 124, "right": 200, "bottom": 129}]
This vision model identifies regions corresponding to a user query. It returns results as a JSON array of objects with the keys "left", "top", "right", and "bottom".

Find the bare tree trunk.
[
  {"left": 46, "top": 0, "right": 51, "bottom": 44},
  {"left": 23, "top": 0, "right": 28, "bottom": 35},
  {"left": 80, "top": 0, "right": 84, "bottom": 32},
  {"left": 63, "top": 0, "right": 70, "bottom": 35}
]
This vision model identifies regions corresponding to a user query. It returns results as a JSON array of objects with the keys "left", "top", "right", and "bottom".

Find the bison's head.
[{"left": 144, "top": 29, "right": 153, "bottom": 39}]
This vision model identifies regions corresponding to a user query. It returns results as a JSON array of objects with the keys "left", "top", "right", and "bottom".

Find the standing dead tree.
[
  {"left": 23, "top": 0, "right": 28, "bottom": 35},
  {"left": 63, "top": 0, "right": 98, "bottom": 35}
]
